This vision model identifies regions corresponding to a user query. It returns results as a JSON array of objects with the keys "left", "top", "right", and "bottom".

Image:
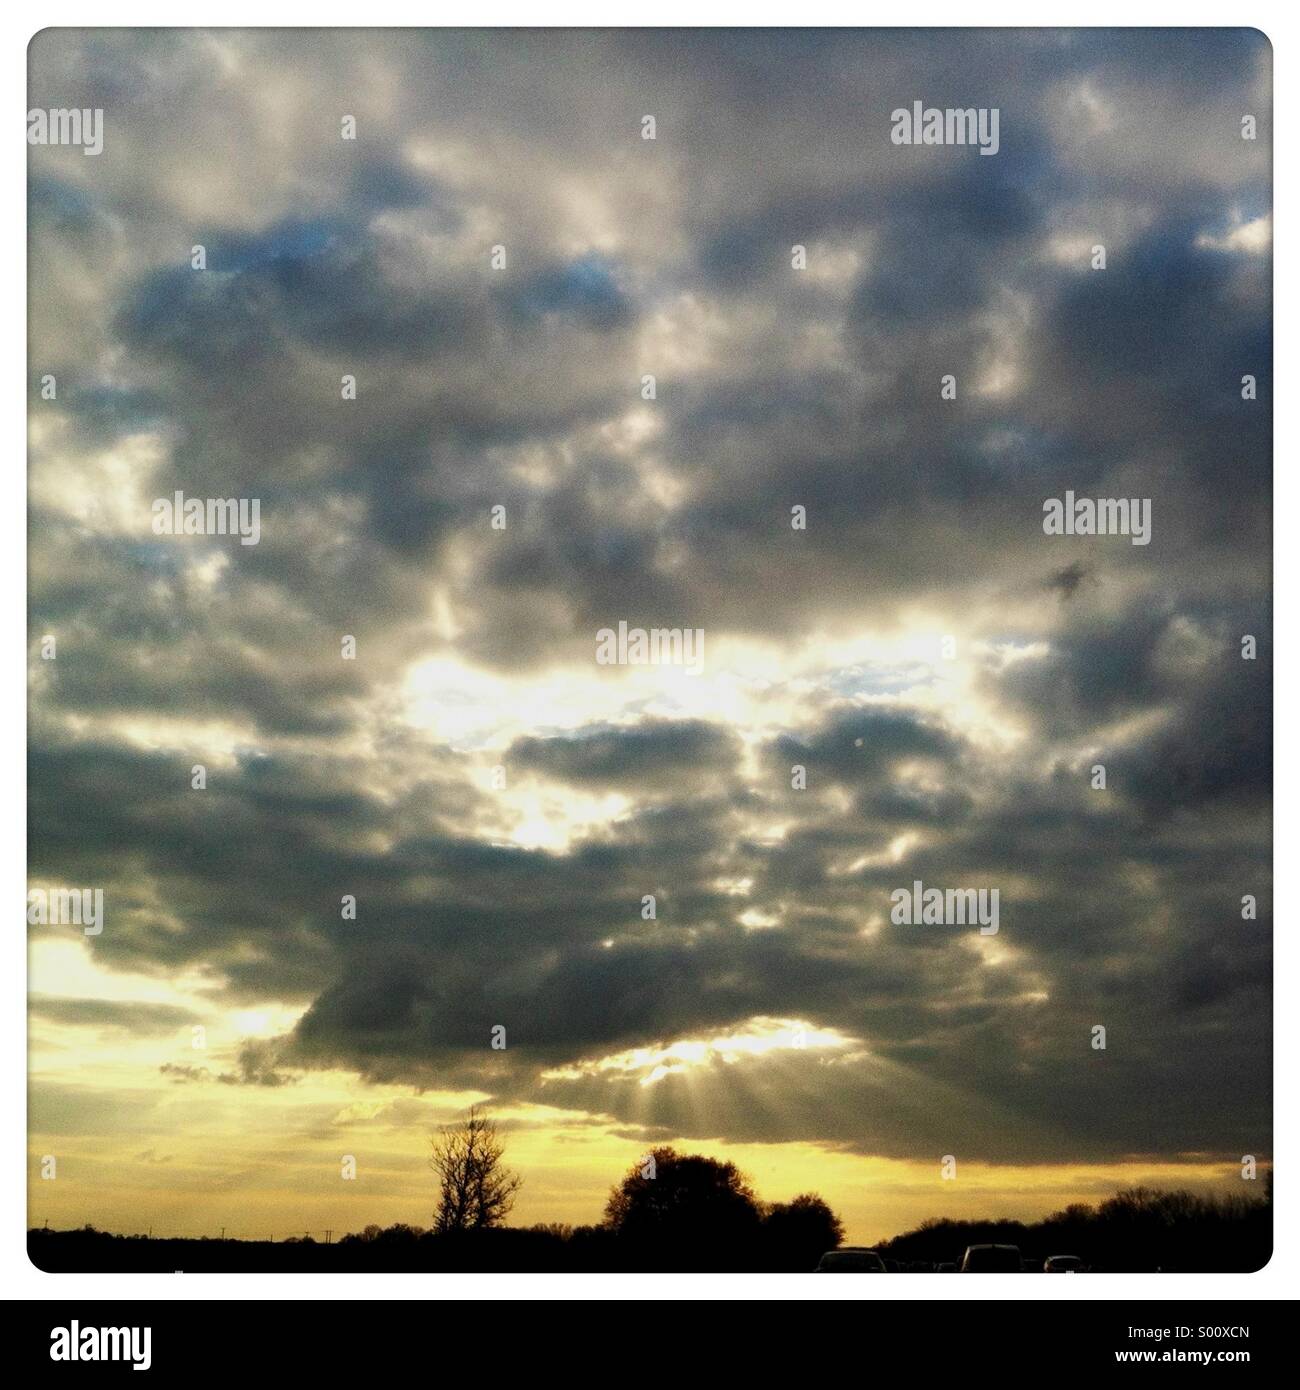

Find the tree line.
[{"left": 28, "top": 1108, "right": 1270, "bottom": 1273}]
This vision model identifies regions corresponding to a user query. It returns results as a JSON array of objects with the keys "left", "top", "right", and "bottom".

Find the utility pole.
[{"left": 325, "top": 1229, "right": 332, "bottom": 1245}]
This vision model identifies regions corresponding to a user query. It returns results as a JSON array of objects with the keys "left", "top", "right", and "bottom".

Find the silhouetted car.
[
  {"left": 936, "top": 1261, "right": 957, "bottom": 1272},
  {"left": 815, "top": 1247, "right": 887, "bottom": 1272},
  {"left": 1044, "top": 1255, "right": 1086, "bottom": 1273},
  {"left": 959, "top": 1243, "right": 1022, "bottom": 1272},
  {"left": 884, "top": 1257, "right": 901, "bottom": 1272}
]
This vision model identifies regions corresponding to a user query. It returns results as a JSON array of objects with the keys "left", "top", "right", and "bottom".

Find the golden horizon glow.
[{"left": 30, "top": 939, "right": 1256, "bottom": 1245}]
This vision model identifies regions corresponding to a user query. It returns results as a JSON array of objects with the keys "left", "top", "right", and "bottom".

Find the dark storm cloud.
[
  {"left": 770, "top": 706, "right": 962, "bottom": 786},
  {"left": 31, "top": 997, "right": 200, "bottom": 1035},
  {"left": 991, "top": 593, "right": 1272, "bottom": 818},
  {"left": 1042, "top": 562, "right": 1093, "bottom": 600},
  {"left": 509, "top": 719, "right": 740, "bottom": 789},
  {"left": 29, "top": 28, "right": 1270, "bottom": 1166}
]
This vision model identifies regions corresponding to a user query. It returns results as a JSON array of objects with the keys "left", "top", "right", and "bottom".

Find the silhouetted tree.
[
  {"left": 339, "top": 1221, "right": 425, "bottom": 1249},
  {"left": 341, "top": 1224, "right": 384, "bottom": 1244},
  {"left": 763, "top": 1193, "right": 844, "bottom": 1267},
  {"left": 604, "top": 1147, "right": 763, "bottom": 1257},
  {"left": 429, "top": 1106, "right": 522, "bottom": 1233}
]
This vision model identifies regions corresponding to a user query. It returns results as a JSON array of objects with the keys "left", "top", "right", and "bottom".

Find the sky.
[{"left": 28, "top": 28, "right": 1271, "bottom": 1246}]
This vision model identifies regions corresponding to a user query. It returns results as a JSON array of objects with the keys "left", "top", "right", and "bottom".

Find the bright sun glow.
[{"left": 542, "top": 1016, "right": 857, "bottom": 1087}]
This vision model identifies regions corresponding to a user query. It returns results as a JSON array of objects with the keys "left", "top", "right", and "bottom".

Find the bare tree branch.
[{"left": 429, "top": 1106, "right": 523, "bottom": 1233}]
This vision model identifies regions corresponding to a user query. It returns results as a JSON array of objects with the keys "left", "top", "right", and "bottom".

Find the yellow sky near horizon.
[
  {"left": 29, "top": 1088, "right": 1251, "bottom": 1248},
  {"left": 29, "top": 932, "right": 1251, "bottom": 1247}
]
